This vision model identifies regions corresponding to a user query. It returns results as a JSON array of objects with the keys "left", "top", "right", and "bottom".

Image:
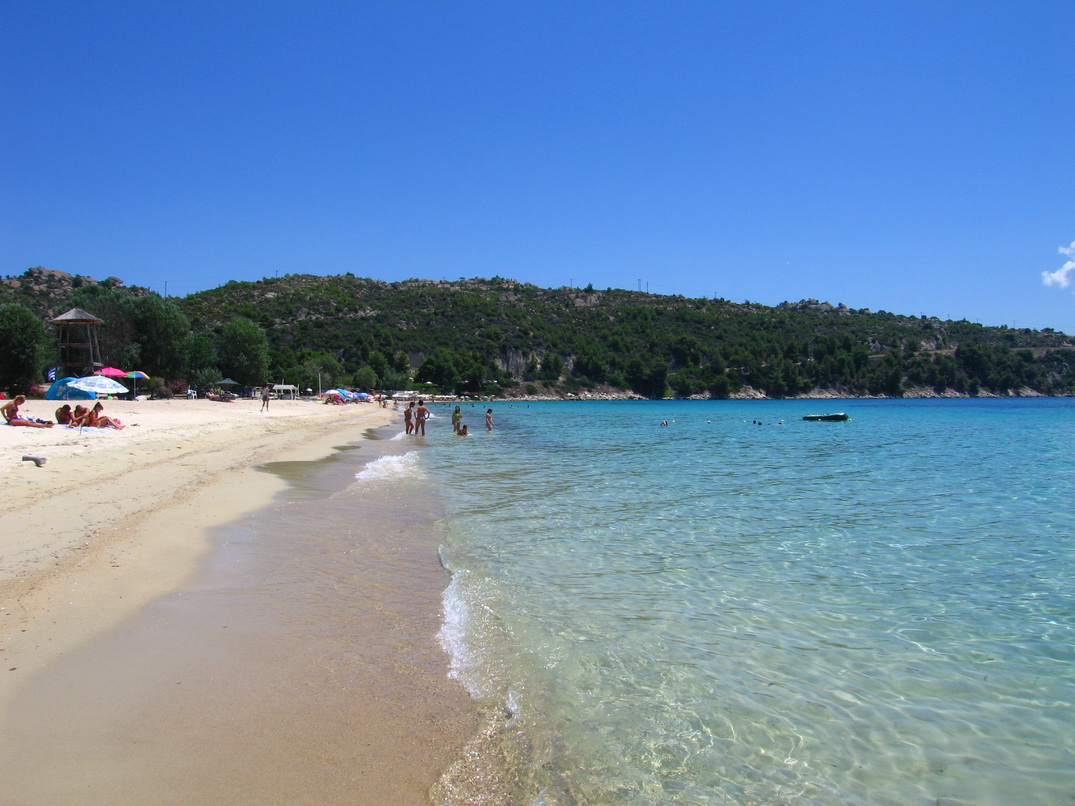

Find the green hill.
[{"left": 4, "top": 267, "right": 1074, "bottom": 398}]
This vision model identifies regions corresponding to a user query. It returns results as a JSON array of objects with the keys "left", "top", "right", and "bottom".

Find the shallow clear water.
[{"left": 424, "top": 399, "right": 1075, "bottom": 805}]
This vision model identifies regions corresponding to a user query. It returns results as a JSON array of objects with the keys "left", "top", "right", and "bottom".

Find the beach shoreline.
[{"left": 0, "top": 398, "right": 478, "bottom": 804}]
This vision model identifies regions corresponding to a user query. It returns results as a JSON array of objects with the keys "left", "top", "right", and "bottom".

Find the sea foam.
[{"left": 354, "top": 450, "right": 421, "bottom": 482}]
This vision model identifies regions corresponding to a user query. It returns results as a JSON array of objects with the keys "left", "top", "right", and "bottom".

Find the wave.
[{"left": 354, "top": 450, "right": 421, "bottom": 482}]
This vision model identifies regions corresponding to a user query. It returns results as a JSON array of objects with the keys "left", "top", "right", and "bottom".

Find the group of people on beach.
[
  {"left": 2, "top": 395, "right": 126, "bottom": 430},
  {"left": 401, "top": 400, "right": 493, "bottom": 436},
  {"left": 55, "top": 402, "right": 125, "bottom": 429}
]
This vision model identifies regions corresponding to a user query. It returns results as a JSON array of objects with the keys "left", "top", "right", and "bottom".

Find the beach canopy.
[
  {"left": 215, "top": 378, "right": 240, "bottom": 386},
  {"left": 69, "top": 375, "right": 129, "bottom": 395},
  {"left": 273, "top": 384, "right": 299, "bottom": 399},
  {"left": 45, "top": 377, "right": 94, "bottom": 400}
]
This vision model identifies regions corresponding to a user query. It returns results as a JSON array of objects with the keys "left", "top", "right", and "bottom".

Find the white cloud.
[{"left": 1042, "top": 241, "right": 1075, "bottom": 289}]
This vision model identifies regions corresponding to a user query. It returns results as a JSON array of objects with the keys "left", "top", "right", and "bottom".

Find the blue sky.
[{"left": 3, "top": 2, "right": 1074, "bottom": 333}]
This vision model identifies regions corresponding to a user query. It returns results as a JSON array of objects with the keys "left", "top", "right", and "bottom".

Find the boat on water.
[{"left": 803, "top": 413, "right": 850, "bottom": 421}]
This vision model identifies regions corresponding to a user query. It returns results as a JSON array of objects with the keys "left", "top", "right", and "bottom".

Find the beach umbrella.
[
  {"left": 96, "top": 367, "right": 128, "bottom": 377},
  {"left": 69, "top": 375, "right": 129, "bottom": 395},
  {"left": 126, "top": 370, "right": 149, "bottom": 397}
]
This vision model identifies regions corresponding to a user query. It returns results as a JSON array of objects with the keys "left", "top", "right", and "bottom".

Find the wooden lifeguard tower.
[{"left": 52, "top": 308, "right": 104, "bottom": 379}]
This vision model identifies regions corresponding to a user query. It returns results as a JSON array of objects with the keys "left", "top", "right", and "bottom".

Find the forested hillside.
[
  {"left": 177, "top": 274, "right": 1075, "bottom": 398},
  {"left": 3, "top": 267, "right": 1074, "bottom": 398}
]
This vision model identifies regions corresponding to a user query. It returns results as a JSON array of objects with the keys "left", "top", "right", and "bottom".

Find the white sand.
[
  {"left": 0, "top": 397, "right": 397, "bottom": 665},
  {"left": 0, "top": 397, "right": 479, "bottom": 804}
]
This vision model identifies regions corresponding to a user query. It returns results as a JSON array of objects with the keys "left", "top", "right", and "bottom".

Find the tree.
[
  {"left": 218, "top": 317, "right": 270, "bottom": 386},
  {"left": 540, "top": 353, "right": 563, "bottom": 381},
  {"left": 352, "top": 366, "right": 378, "bottom": 390},
  {"left": 416, "top": 347, "right": 461, "bottom": 391},
  {"left": 366, "top": 350, "right": 389, "bottom": 383},
  {"left": 625, "top": 357, "right": 668, "bottom": 399},
  {"left": 302, "top": 351, "right": 344, "bottom": 390},
  {"left": 390, "top": 351, "right": 410, "bottom": 374},
  {"left": 183, "top": 333, "right": 218, "bottom": 376},
  {"left": 0, "top": 304, "right": 48, "bottom": 391},
  {"left": 66, "top": 285, "right": 138, "bottom": 368},
  {"left": 573, "top": 348, "right": 608, "bottom": 382},
  {"left": 130, "top": 295, "right": 191, "bottom": 379},
  {"left": 189, "top": 367, "right": 222, "bottom": 396}
]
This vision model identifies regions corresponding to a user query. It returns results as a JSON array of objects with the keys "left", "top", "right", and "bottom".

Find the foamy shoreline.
[{"left": 0, "top": 398, "right": 478, "bottom": 803}]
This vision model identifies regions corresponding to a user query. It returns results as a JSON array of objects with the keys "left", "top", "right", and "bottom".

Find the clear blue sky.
[{"left": 3, "top": 1, "right": 1074, "bottom": 333}]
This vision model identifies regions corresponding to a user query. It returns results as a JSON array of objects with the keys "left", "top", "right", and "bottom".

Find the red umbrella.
[{"left": 96, "top": 367, "right": 128, "bottom": 377}]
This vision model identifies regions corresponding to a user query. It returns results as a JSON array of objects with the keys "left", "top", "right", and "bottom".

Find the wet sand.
[{"left": 0, "top": 399, "right": 477, "bottom": 804}]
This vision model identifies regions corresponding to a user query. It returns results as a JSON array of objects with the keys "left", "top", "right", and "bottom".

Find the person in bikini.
[
  {"left": 1, "top": 395, "right": 53, "bottom": 428},
  {"left": 404, "top": 401, "right": 415, "bottom": 434},
  {"left": 414, "top": 399, "right": 430, "bottom": 436},
  {"left": 83, "top": 402, "right": 125, "bottom": 429}
]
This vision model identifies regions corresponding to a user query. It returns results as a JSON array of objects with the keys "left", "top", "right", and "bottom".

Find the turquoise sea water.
[{"left": 392, "top": 400, "right": 1075, "bottom": 805}]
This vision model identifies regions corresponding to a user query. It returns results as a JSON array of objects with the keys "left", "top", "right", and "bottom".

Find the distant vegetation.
[{"left": 3, "top": 266, "right": 1074, "bottom": 398}]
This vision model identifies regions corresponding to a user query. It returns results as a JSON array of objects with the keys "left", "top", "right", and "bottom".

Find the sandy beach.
[{"left": 0, "top": 397, "right": 478, "bottom": 804}]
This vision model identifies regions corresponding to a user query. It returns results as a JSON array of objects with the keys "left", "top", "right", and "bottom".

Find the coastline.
[
  {"left": 465, "top": 384, "right": 1069, "bottom": 402},
  {"left": 0, "top": 398, "right": 395, "bottom": 667},
  {"left": 0, "top": 398, "right": 478, "bottom": 804}
]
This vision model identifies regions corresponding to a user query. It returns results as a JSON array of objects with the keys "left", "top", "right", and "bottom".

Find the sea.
[{"left": 375, "top": 398, "right": 1075, "bottom": 806}]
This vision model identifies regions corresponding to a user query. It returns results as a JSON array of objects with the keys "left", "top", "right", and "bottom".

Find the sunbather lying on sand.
[{"left": 2, "top": 395, "right": 54, "bottom": 428}]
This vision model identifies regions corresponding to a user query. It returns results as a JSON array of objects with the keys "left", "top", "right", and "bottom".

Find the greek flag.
[{"left": 47, "top": 367, "right": 57, "bottom": 381}]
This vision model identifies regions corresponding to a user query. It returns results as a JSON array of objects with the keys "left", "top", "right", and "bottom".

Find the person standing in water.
[
  {"left": 451, "top": 405, "right": 462, "bottom": 433},
  {"left": 403, "top": 401, "right": 415, "bottom": 435},
  {"left": 485, "top": 408, "right": 493, "bottom": 431},
  {"left": 414, "top": 399, "right": 430, "bottom": 436}
]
